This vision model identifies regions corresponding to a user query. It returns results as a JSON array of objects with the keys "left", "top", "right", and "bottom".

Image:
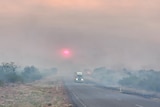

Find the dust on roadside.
[{"left": 0, "top": 76, "right": 72, "bottom": 107}]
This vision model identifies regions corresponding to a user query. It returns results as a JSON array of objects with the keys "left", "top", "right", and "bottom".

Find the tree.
[
  {"left": 0, "top": 62, "right": 22, "bottom": 83},
  {"left": 22, "top": 66, "right": 42, "bottom": 82},
  {"left": 1, "top": 62, "right": 17, "bottom": 73}
]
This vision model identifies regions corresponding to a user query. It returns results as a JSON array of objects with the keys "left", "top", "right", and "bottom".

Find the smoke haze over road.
[{"left": 0, "top": 0, "right": 160, "bottom": 70}]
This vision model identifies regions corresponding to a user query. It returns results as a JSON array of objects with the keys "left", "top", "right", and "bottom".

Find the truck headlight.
[
  {"left": 81, "top": 78, "right": 84, "bottom": 81},
  {"left": 76, "top": 78, "right": 78, "bottom": 81}
]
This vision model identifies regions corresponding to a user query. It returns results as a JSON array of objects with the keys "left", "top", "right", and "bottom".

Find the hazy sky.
[{"left": 0, "top": 0, "right": 160, "bottom": 70}]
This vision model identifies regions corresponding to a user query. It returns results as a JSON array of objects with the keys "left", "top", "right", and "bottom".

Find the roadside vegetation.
[
  {"left": 0, "top": 62, "right": 42, "bottom": 86},
  {"left": 119, "top": 69, "right": 160, "bottom": 92},
  {"left": 92, "top": 67, "right": 128, "bottom": 86},
  {"left": 92, "top": 67, "right": 160, "bottom": 92},
  {"left": 0, "top": 62, "right": 71, "bottom": 107}
]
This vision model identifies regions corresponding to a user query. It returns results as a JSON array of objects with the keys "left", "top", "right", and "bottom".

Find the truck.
[{"left": 74, "top": 72, "right": 84, "bottom": 83}]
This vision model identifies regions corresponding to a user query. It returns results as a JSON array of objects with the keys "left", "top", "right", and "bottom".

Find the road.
[{"left": 64, "top": 79, "right": 160, "bottom": 107}]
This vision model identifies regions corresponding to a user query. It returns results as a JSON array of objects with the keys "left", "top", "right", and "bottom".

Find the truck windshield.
[{"left": 77, "top": 75, "right": 83, "bottom": 78}]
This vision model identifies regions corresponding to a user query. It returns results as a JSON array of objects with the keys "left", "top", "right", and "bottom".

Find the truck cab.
[{"left": 74, "top": 72, "right": 84, "bottom": 83}]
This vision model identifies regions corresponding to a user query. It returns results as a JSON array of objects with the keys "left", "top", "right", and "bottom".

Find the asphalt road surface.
[{"left": 64, "top": 79, "right": 160, "bottom": 107}]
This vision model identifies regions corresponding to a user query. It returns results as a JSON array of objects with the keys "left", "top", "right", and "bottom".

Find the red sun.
[
  {"left": 63, "top": 50, "right": 70, "bottom": 55},
  {"left": 61, "top": 48, "right": 72, "bottom": 58}
]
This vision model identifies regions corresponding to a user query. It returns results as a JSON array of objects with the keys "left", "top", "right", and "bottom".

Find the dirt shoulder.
[{"left": 0, "top": 76, "right": 72, "bottom": 107}]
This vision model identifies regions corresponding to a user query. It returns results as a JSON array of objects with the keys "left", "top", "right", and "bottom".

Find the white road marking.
[
  {"left": 136, "top": 104, "right": 144, "bottom": 107},
  {"left": 72, "top": 91, "right": 87, "bottom": 107}
]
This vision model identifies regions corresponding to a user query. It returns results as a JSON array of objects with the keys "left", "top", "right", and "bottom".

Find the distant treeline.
[
  {"left": 92, "top": 67, "right": 160, "bottom": 92},
  {"left": 0, "top": 62, "right": 57, "bottom": 86}
]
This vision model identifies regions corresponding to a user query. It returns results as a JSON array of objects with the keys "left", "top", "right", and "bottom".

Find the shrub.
[{"left": 0, "top": 80, "right": 4, "bottom": 86}]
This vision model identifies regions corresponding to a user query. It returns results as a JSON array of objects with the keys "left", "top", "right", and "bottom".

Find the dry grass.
[{"left": 0, "top": 76, "right": 72, "bottom": 107}]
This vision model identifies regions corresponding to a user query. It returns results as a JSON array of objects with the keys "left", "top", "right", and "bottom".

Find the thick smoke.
[{"left": 0, "top": 0, "right": 160, "bottom": 71}]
